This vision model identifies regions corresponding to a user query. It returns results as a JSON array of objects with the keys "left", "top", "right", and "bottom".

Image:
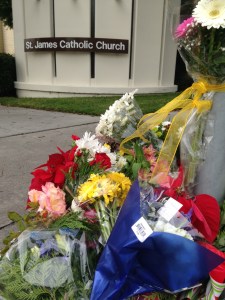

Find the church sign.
[{"left": 24, "top": 37, "right": 129, "bottom": 54}]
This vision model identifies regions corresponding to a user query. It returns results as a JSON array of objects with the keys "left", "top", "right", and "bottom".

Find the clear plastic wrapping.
[
  {"left": 180, "top": 108, "right": 214, "bottom": 194},
  {"left": 139, "top": 181, "right": 203, "bottom": 242},
  {"left": 0, "top": 228, "right": 99, "bottom": 300},
  {"left": 174, "top": 1, "right": 225, "bottom": 84}
]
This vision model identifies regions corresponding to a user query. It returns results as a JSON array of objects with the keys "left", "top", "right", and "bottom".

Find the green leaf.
[
  {"left": 8, "top": 211, "right": 23, "bottom": 222},
  {"left": 125, "top": 155, "right": 134, "bottom": 163},
  {"left": 3, "top": 231, "right": 19, "bottom": 246},
  {"left": 213, "top": 56, "right": 225, "bottom": 65},
  {"left": 132, "top": 162, "right": 142, "bottom": 178},
  {"left": 27, "top": 202, "right": 38, "bottom": 209},
  {"left": 141, "top": 160, "right": 150, "bottom": 169},
  {"left": 218, "top": 235, "right": 225, "bottom": 247},
  {"left": 17, "top": 220, "right": 26, "bottom": 232},
  {"left": 134, "top": 143, "right": 145, "bottom": 163},
  {"left": 23, "top": 211, "right": 36, "bottom": 222}
]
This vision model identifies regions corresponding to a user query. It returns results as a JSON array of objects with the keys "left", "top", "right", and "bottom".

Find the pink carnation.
[
  {"left": 28, "top": 182, "right": 66, "bottom": 218},
  {"left": 175, "top": 17, "right": 194, "bottom": 38}
]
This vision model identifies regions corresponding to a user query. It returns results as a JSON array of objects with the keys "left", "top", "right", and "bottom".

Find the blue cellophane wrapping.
[{"left": 90, "top": 180, "right": 224, "bottom": 300}]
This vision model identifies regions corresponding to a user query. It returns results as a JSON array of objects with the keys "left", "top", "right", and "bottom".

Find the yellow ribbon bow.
[{"left": 120, "top": 80, "right": 225, "bottom": 183}]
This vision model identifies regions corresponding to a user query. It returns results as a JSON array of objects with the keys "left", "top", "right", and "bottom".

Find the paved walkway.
[{"left": 0, "top": 105, "right": 99, "bottom": 247}]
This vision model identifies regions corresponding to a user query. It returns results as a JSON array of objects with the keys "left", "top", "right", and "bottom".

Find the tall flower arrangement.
[
  {"left": 175, "top": 0, "right": 225, "bottom": 83},
  {"left": 169, "top": 0, "right": 225, "bottom": 195}
]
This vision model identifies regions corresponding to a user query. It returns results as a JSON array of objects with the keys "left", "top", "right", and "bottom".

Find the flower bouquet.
[
  {"left": 91, "top": 91, "right": 225, "bottom": 299},
  {"left": 0, "top": 127, "right": 132, "bottom": 299},
  {"left": 0, "top": 228, "right": 98, "bottom": 300},
  {"left": 173, "top": 0, "right": 225, "bottom": 201},
  {"left": 90, "top": 179, "right": 224, "bottom": 300},
  {"left": 175, "top": 0, "right": 225, "bottom": 84},
  {"left": 95, "top": 89, "right": 143, "bottom": 145}
]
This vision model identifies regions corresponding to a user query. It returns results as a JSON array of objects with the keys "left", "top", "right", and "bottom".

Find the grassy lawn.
[{"left": 0, "top": 92, "right": 180, "bottom": 116}]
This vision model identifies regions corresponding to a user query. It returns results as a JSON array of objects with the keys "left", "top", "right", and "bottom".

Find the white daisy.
[
  {"left": 76, "top": 132, "right": 101, "bottom": 156},
  {"left": 192, "top": 0, "right": 225, "bottom": 29}
]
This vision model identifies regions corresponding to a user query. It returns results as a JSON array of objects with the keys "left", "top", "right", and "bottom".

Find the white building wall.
[
  {"left": 24, "top": 0, "right": 54, "bottom": 84},
  {"left": 54, "top": 0, "right": 91, "bottom": 86},
  {"left": 12, "top": 0, "right": 180, "bottom": 98},
  {"left": 94, "top": 0, "right": 132, "bottom": 88}
]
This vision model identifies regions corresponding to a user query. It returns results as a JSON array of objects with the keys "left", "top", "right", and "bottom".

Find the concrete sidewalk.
[{"left": 0, "top": 105, "right": 99, "bottom": 247}]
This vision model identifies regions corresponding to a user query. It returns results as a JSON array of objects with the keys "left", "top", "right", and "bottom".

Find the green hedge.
[{"left": 0, "top": 53, "right": 16, "bottom": 96}]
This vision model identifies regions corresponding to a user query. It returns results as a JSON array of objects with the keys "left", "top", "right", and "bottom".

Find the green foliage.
[
  {"left": 0, "top": 92, "right": 179, "bottom": 116},
  {"left": 121, "top": 136, "right": 161, "bottom": 181},
  {"left": 49, "top": 211, "right": 92, "bottom": 232},
  {"left": 1, "top": 209, "right": 39, "bottom": 255},
  {"left": 0, "top": 0, "right": 13, "bottom": 28},
  {"left": 0, "top": 256, "right": 78, "bottom": 299},
  {"left": 1, "top": 209, "right": 98, "bottom": 256},
  {"left": 178, "top": 22, "right": 225, "bottom": 83},
  {"left": 0, "top": 224, "right": 99, "bottom": 299},
  {"left": 0, "top": 53, "right": 16, "bottom": 96}
]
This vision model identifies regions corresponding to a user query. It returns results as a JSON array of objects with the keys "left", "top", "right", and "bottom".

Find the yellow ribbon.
[{"left": 120, "top": 80, "right": 225, "bottom": 183}]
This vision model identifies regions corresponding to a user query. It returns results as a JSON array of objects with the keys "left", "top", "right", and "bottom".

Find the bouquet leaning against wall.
[{"left": 174, "top": 0, "right": 225, "bottom": 201}]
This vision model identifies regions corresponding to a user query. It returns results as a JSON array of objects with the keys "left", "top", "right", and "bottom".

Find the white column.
[
  {"left": 12, "top": 0, "right": 27, "bottom": 82},
  {"left": 24, "top": 0, "right": 54, "bottom": 84},
  {"left": 159, "top": 0, "right": 180, "bottom": 88},
  {"left": 54, "top": 0, "right": 91, "bottom": 86},
  {"left": 132, "top": 0, "right": 164, "bottom": 87},
  {"left": 94, "top": 0, "right": 132, "bottom": 87}
]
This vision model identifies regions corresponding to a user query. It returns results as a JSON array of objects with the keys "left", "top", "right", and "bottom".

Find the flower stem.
[
  {"left": 209, "top": 28, "right": 216, "bottom": 63},
  {"left": 94, "top": 200, "right": 112, "bottom": 244},
  {"left": 184, "top": 112, "right": 207, "bottom": 194}
]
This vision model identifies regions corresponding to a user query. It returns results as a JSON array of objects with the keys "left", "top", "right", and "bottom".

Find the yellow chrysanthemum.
[
  {"left": 106, "top": 172, "right": 131, "bottom": 205},
  {"left": 77, "top": 172, "right": 131, "bottom": 207}
]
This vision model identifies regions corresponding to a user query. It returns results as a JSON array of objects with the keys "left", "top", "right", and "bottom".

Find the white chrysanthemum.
[
  {"left": 108, "top": 154, "right": 127, "bottom": 172},
  {"left": 95, "top": 89, "right": 141, "bottom": 142},
  {"left": 76, "top": 132, "right": 103, "bottom": 156},
  {"left": 192, "top": 0, "right": 225, "bottom": 29}
]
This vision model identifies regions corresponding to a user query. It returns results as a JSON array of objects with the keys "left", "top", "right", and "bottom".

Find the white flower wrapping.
[{"left": 95, "top": 89, "right": 143, "bottom": 143}]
